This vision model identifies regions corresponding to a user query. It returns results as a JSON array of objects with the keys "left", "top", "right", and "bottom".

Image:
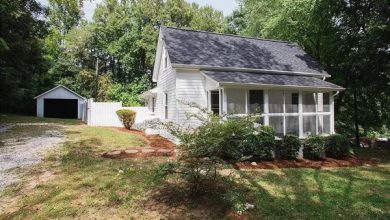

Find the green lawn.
[
  {"left": 0, "top": 113, "right": 83, "bottom": 125},
  {"left": 0, "top": 116, "right": 389, "bottom": 219}
]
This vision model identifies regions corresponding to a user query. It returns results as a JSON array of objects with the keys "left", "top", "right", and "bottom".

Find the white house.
[
  {"left": 141, "top": 26, "right": 344, "bottom": 138},
  {"left": 35, "top": 85, "right": 86, "bottom": 119}
]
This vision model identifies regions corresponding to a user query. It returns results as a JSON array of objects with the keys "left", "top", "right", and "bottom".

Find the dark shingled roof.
[
  {"left": 203, "top": 71, "right": 344, "bottom": 90},
  {"left": 162, "top": 26, "right": 328, "bottom": 75}
]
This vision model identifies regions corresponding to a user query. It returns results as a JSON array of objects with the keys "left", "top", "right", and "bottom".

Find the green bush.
[
  {"left": 303, "top": 135, "right": 325, "bottom": 160},
  {"left": 254, "top": 126, "right": 276, "bottom": 160},
  {"left": 116, "top": 109, "right": 136, "bottom": 129},
  {"left": 325, "top": 134, "right": 350, "bottom": 159},
  {"left": 279, "top": 135, "right": 301, "bottom": 160}
]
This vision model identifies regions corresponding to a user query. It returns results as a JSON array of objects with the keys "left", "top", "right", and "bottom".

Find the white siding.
[
  {"left": 154, "top": 45, "right": 177, "bottom": 122},
  {"left": 176, "top": 69, "right": 207, "bottom": 126},
  {"left": 36, "top": 86, "right": 85, "bottom": 119}
]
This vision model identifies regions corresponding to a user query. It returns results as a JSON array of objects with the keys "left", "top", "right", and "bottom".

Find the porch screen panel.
[
  {"left": 285, "top": 92, "right": 299, "bottom": 113},
  {"left": 286, "top": 116, "right": 299, "bottom": 136},
  {"left": 318, "top": 93, "right": 330, "bottom": 112},
  {"left": 303, "top": 115, "right": 316, "bottom": 137},
  {"left": 303, "top": 92, "right": 317, "bottom": 112},
  {"left": 249, "top": 90, "right": 264, "bottom": 114},
  {"left": 268, "top": 91, "right": 283, "bottom": 113},
  {"left": 318, "top": 115, "right": 330, "bottom": 135},
  {"left": 226, "top": 89, "right": 246, "bottom": 114},
  {"left": 269, "top": 116, "right": 283, "bottom": 137}
]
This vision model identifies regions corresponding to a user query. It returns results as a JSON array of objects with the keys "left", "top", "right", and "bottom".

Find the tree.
[{"left": 0, "top": 0, "right": 48, "bottom": 114}]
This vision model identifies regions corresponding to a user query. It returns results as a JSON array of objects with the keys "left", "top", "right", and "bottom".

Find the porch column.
[
  {"left": 264, "top": 90, "right": 269, "bottom": 125},
  {"left": 330, "top": 92, "right": 335, "bottom": 134},
  {"left": 298, "top": 91, "right": 303, "bottom": 138}
]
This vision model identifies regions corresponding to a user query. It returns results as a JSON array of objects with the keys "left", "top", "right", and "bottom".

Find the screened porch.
[{"left": 207, "top": 88, "right": 334, "bottom": 138}]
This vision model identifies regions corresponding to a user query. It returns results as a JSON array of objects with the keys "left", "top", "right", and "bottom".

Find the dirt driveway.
[{"left": 0, "top": 123, "right": 65, "bottom": 191}]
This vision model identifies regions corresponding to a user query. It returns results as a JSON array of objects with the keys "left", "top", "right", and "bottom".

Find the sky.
[{"left": 37, "top": 0, "right": 239, "bottom": 21}]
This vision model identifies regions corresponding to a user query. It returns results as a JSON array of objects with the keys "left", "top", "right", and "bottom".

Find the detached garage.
[{"left": 35, "top": 85, "right": 86, "bottom": 119}]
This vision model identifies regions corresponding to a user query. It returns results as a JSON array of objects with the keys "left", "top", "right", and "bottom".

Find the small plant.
[
  {"left": 325, "top": 134, "right": 350, "bottom": 159},
  {"left": 303, "top": 135, "right": 325, "bottom": 160},
  {"left": 222, "top": 190, "right": 247, "bottom": 214},
  {"left": 116, "top": 109, "right": 136, "bottom": 129},
  {"left": 279, "top": 135, "right": 301, "bottom": 160}
]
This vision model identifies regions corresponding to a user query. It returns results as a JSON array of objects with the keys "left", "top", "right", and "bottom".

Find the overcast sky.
[{"left": 37, "top": 0, "right": 239, "bottom": 21}]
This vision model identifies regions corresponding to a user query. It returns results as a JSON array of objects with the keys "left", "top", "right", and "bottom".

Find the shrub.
[
  {"left": 279, "top": 135, "right": 301, "bottom": 160},
  {"left": 303, "top": 135, "right": 325, "bottom": 160},
  {"left": 253, "top": 126, "right": 276, "bottom": 160},
  {"left": 116, "top": 109, "right": 136, "bottom": 129},
  {"left": 157, "top": 102, "right": 263, "bottom": 196},
  {"left": 325, "top": 134, "right": 350, "bottom": 159}
]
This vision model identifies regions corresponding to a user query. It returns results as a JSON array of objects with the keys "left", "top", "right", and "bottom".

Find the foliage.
[
  {"left": 303, "top": 135, "right": 325, "bottom": 160},
  {"left": 116, "top": 109, "right": 136, "bottom": 129},
  {"left": 242, "top": 125, "right": 275, "bottom": 160},
  {"left": 279, "top": 135, "right": 301, "bottom": 160},
  {"left": 222, "top": 190, "right": 247, "bottom": 214},
  {"left": 325, "top": 134, "right": 350, "bottom": 159},
  {"left": 0, "top": 0, "right": 47, "bottom": 114},
  {"left": 107, "top": 76, "right": 151, "bottom": 106},
  {"left": 157, "top": 103, "right": 266, "bottom": 196}
]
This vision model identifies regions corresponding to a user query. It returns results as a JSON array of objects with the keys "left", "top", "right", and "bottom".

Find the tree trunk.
[{"left": 353, "top": 75, "right": 360, "bottom": 148}]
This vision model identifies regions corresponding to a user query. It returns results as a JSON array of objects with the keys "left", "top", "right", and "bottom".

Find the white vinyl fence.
[{"left": 83, "top": 99, "right": 157, "bottom": 127}]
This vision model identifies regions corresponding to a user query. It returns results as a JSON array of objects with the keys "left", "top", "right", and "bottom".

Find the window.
[
  {"left": 164, "top": 93, "right": 168, "bottom": 119},
  {"left": 286, "top": 116, "right": 299, "bottom": 136},
  {"left": 317, "top": 93, "right": 330, "bottom": 112},
  {"left": 302, "top": 92, "right": 317, "bottom": 112},
  {"left": 318, "top": 115, "right": 330, "bottom": 135},
  {"left": 249, "top": 90, "right": 263, "bottom": 114},
  {"left": 285, "top": 92, "right": 299, "bottom": 113},
  {"left": 303, "top": 115, "right": 316, "bottom": 137},
  {"left": 164, "top": 55, "right": 168, "bottom": 69},
  {"left": 226, "top": 89, "right": 246, "bottom": 114},
  {"left": 269, "top": 116, "right": 284, "bottom": 137},
  {"left": 268, "top": 91, "right": 284, "bottom": 113},
  {"left": 151, "top": 97, "right": 155, "bottom": 113},
  {"left": 210, "top": 91, "right": 219, "bottom": 115}
]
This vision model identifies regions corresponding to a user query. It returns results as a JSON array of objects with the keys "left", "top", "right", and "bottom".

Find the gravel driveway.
[{"left": 0, "top": 124, "right": 65, "bottom": 191}]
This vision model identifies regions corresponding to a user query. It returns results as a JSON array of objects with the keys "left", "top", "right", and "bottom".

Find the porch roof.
[{"left": 203, "top": 71, "right": 344, "bottom": 91}]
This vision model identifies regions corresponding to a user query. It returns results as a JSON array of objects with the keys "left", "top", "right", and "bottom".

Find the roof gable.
[
  {"left": 161, "top": 26, "right": 328, "bottom": 75},
  {"left": 34, "top": 85, "right": 86, "bottom": 100}
]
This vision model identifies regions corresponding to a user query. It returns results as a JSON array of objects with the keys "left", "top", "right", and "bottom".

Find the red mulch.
[
  {"left": 116, "top": 128, "right": 176, "bottom": 149},
  {"left": 235, "top": 156, "right": 377, "bottom": 170}
]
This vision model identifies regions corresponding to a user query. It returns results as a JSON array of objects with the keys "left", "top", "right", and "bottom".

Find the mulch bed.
[
  {"left": 116, "top": 128, "right": 176, "bottom": 149},
  {"left": 102, "top": 128, "right": 176, "bottom": 159},
  {"left": 235, "top": 156, "right": 378, "bottom": 170}
]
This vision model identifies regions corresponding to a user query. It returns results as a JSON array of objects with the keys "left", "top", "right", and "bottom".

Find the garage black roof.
[
  {"left": 203, "top": 71, "right": 344, "bottom": 90},
  {"left": 162, "top": 26, "right": 328, "bottom": 75}
]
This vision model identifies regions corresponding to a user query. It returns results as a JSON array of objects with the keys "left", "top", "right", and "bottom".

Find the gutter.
[
  {"left": 219, "top": 82, "right": 345, "bottom": 91},
  {"left": 172, "top": 63, "right": 331, "bottom": 78}
]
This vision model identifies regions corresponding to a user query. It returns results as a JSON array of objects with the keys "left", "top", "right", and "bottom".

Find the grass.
[
  {"left": 0, "top": 116, "right": 389, "bottom": 219},
  {"left": 0, "top": 113, "right": 82, "bottom": 125},
  {"left": 65, "top": 126, "right": 147, "bottom": 152},
  {"left": 0, "top": 123, "right": 161, "bottom": 219},
  {"left": 240, "top": 165, "right": 390, "bottom": 219}
]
